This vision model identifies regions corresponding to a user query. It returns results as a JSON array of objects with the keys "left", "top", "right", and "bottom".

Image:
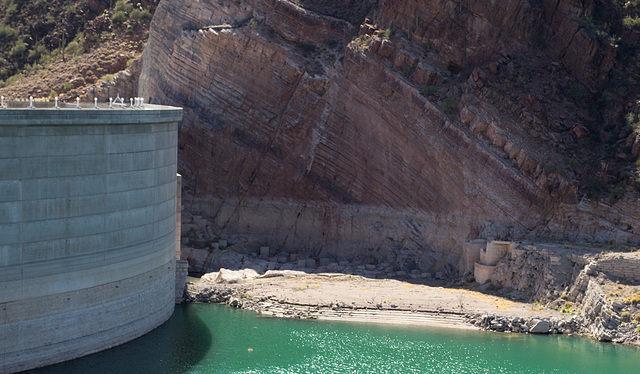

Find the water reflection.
[
  {"left": 26, "top": 303, "right": 640, "bottom": 374},
  {"left": 27, "top": 305, "right": 212, "bottom": 374}
]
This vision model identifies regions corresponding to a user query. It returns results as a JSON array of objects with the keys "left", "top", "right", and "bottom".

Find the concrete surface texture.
[{"left": 0, "top": 104, "right": 182, "bottom": 373}]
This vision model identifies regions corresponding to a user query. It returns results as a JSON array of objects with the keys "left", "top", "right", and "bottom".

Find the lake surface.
[{"left": 29, "top": 303, "right": 640, "bottom": 373}]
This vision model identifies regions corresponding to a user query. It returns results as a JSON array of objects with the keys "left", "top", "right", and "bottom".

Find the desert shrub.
[
  {"left": 4, "top": 1, "right": 17, "bottom": 17},
  {"left": 625, "top": 0, "right": 640, "bottom": 8},
  {"left": 102, "top": 74, "right": 114, "bottom": 82},
  {"left": 609, "top": 183, "right": 625, "bottom": 203},
  {"left": 560, "top": 301, "right": 576, "bottom": 313},
  {"left": 352, "top": 35, "right": 371, "bottom": 50},
  {"left": 65, "top": 4, "right": 77, "bottom": 17},
  {"left": 423, "top": 39, "right": 432, "bottom": 54},
  {"left": 621, "top": 311, "right": 631, "bottom": 322},
  {"left": 623, "top": 16, "right": 640, "bottom": 29},
  {"left": 140, "top": 8, "right": 152, "bottom": 20},
  {"left": 0, "top": 24, "right": 18, "bottom": 48},
  {"left": 420, "top": 85, "right": 437, "bottom": 97},
  {"left": 441, "top": 93, "right": 458, "bottom": 114},
  {"left": 27, "top": 43, "right": 48, "bottom": 62},
  {"left": 112, "top": 10, "right": 127, "bottom": 25},
  {"left": 130, "top": 9, "right": 143, "bottom": 22},
  {"left": 114, "top": 0, "right": 133, "bottom": 13},
  {"left": 4, "top": 74, "right": 19, "bottom": 86},
  {"left": 382, "top": 21, "right": 394, "bottom": 38},
  {"left": 624, "top": 293, "right": 640, "bottom": 304},
  {"left": 61, "top": 82, "right": 73, "bottom": 92},
  {"left": 626, "top": 113, "right": 640, "bottom": 130},
  {"left": 9, "top": 40, "right": 26, "bottom": 59},
  {"left": 401, "top": 65, "right": 412, "bottom": 78}
]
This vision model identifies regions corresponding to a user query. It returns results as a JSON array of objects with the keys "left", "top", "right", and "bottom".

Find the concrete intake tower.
[{"left": 0, "top": 100, "right": 182, "bottom": 373}]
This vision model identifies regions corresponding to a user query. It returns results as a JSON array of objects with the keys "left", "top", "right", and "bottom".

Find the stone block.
[
  {"left": 278, "top": 262, "right": 295, "bottom": 271},
  {"left": 305, "top": 258, "right": 316, "bottom": 268},
  {"left": 277, "top": 255, "right": 288, "bottom": 263},
  {"left": 297, "top": 258, "right": 306, "bottom": 268},
  {"left": 474, "top": 263, "right": 496, "bottom": 284},
  {"left": 259, "top": 246, "right": 270, "bottom": 258},
  {"left": 193, "top": 216, "right": 208, "bottom": 229},
  {"left": 529, "top": 320, "right": 550, "bottom": 334}
]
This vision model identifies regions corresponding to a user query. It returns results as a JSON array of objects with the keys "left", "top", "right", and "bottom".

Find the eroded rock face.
[
  {"left": 139, "top": 0, "right": 639, "bottom": 274},
  {"left": 376, "top": 0, "right": 615, "bottom": 83}
]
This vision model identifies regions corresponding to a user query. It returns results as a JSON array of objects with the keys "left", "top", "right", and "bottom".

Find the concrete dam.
[{"left": 0, "top": 100, "right": 182, "bottom": 373}]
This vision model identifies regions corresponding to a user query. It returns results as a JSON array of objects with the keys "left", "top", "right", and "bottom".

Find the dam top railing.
[
  {"left": 0, "top": 95, "right": 176, "bottom": 110},
  {"left": 0, "top": 95, "right": 183, "bottom": 125}
]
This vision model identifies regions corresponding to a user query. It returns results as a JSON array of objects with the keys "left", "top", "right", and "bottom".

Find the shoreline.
[
  {"left": 259, "top": 305, "right": 477, "bottom": 330},
  {"left": 186, "top": 270, "right": 574, "bottom": 335}
]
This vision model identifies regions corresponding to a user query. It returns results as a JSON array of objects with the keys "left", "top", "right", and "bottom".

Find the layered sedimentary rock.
[
  {"left": 377, "top": 0, "right": 615, "bottom": 83},
  {"left": 139, "top": 0, "right": 639, "bottom": 274}
]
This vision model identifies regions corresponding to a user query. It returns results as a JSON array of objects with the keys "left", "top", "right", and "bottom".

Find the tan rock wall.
[
  {"left": 591, "top": 253, "right": 640, "bottom": 283},
  {"left": 140, "top": 0, "right": 639, "bottom": 273}
]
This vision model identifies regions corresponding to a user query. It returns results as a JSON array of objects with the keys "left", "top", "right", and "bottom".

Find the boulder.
[
  {"left": 242, "top": 258, "right": 270, "bottom": 274},
  {"left": 529, "top": 320, "right": 550, "bottom": 334},
  {"left": 209, "top": 268, "right": 260, "bottom": 283}
]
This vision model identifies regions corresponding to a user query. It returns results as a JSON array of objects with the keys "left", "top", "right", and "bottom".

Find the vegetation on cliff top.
[{"left": 0, "top": 0, "right": 158, "bottom": 93}]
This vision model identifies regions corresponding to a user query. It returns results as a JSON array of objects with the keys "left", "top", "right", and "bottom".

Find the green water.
[{"left": 30, "top": 303, "right": 640, "bottom": 374}]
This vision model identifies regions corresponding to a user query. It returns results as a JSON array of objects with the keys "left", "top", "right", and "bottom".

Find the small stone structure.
[
  {"left": 459, "top": 239, "right": 486, "bottom": 275},
  {"left": 460, "top": 240, "right": 515, "bottom": 284}
]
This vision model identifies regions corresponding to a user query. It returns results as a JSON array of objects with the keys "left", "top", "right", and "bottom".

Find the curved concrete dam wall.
[{"left": 0, "top": 103, "right": 182, "bottom": 373}]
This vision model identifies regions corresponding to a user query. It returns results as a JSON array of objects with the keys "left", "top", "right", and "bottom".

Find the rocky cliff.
[{"left": 139, "top": 0, "right": 640, "bottom": 275}]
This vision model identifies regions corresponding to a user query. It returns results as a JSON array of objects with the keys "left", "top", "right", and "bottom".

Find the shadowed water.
[{"left": 29, "top": 303, "right": 640, "bottom": 373}]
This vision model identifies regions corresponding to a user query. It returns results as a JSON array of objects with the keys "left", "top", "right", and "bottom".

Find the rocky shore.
[
  {"left": 184, "top": 269, "right": 587, "bottom": 336},
  {"left": 180, "top": 240, "right": 640, "bottom": 347}
]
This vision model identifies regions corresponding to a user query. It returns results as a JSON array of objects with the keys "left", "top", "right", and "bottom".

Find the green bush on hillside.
[
  {"left": 0, "top": 24, "right": 18, "bottom": 48},
  {"left": 442, "top": 94, "right": 458, "bottom": 114},
  {"left": 112, "top": 11, "right": 127, "bottom": 26},
  {"left": 9, "top": 40, "right": 26, "bottom": 59},
  {"left": 114, "top": 0, "right": 134, "bottom": 14}
]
